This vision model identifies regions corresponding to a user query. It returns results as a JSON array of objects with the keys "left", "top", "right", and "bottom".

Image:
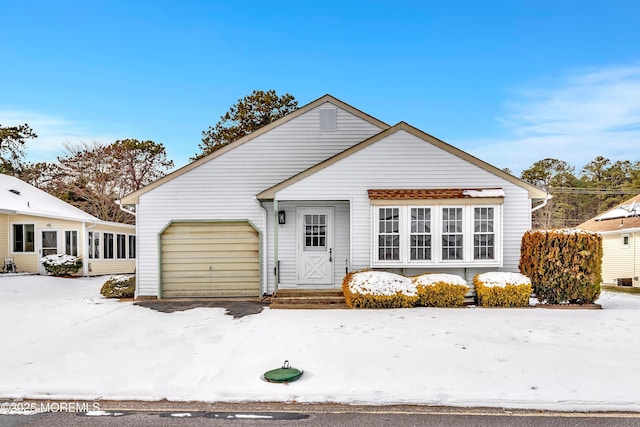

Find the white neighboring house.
[
  {"left": 577, "top": 194, "right": 640, "bottom": 287},
  {"left": 120, "top": 95, "right": 547, "bottom": 298},
  {"left": 1, "top": 174, "right": 136, "bottom": 276}
]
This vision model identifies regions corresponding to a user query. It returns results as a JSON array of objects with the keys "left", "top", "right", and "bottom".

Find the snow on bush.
[
  {"left": 100, "top": 275, "right": 135, "bottom": 299},
  {"left": 474, "top": 272, "right": 531, "bottom": 288},
  {"left": 414, "top": 273, "right": 469, "bottom": 287},
  {"left": 343, "top": 271, "right": 470, "bottom": 308},
  {"left": 40, "top": 254, "right": 83, "bottom": 276}
]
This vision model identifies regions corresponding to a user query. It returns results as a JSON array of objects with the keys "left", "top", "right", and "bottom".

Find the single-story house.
[
  {"left": 1, "top": 173, "right": 136, "bottom": 276},
  {"left": 120, "top": 94, "right": 548, "bottom": 299},
  {"left": 577, "top": 194, "right": 640, "bottom": 287}
]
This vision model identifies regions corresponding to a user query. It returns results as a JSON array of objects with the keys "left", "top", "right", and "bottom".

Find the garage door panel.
[{"left": 160, "top": 221, "right": 260, "bottom": 298}]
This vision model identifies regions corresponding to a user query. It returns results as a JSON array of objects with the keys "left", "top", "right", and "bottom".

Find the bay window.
[{"left": 373, "top": 204, "right": 500, "bottom": 267}]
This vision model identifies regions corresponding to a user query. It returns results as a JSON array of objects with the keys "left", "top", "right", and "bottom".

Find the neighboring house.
[
  {"left": 577, "top": 194, "right": 640, "bottom": 287},
  {"left": 120, "top": 94, "right": 547, "bottom": 299},
  {"left": 1, "top": 174, "right": 136, "bottom": 276}
]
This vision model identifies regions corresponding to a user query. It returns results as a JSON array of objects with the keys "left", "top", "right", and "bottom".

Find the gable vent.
[
  {"left": 319, "top": 108, "right": 337, "bottom": 131},
  {"left": 9, "top": 189, "right": 21, "bottom": 195}
]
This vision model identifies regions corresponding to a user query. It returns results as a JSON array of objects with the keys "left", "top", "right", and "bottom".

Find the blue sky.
[{"left": 1, "top": 0, "right": 639, "bottom": 174}]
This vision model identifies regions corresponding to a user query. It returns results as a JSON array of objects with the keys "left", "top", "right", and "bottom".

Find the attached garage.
[{"left": 159, "top": 221, "right": 261, "bottom": 297}]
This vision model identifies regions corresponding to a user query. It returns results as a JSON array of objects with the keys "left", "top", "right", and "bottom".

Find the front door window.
[{"left": 42, "top": 231, "right": 58, "bottom": 256}]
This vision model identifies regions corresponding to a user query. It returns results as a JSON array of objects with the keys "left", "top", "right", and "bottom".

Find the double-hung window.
[
  {"left": 128, "top": 235, "right": 136, "bottom": 259},
  {"left": 373, "top": 204, "right": 500, "bottom": 267},
  {"left": 65, "top": 230, "right": 78, "bottom": 256}
]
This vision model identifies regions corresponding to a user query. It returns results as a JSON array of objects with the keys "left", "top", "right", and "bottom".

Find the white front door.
[{"left": 297, "top": 207, "right": 334, "bottom": 285}]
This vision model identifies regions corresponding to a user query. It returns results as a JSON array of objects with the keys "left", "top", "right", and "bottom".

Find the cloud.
[
  {"left": 464, "top": 64, "right": 640, "bottom": 175},
  {"left": 0, "top": 110, "right": 116, "bottom": 163}
]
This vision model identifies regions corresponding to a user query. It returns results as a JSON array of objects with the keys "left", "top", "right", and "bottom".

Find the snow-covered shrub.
[
  {"left": 414, "top": 274, "right": 469, "bottom": 307},
  {"left": 40, "top": 254, "right": 83, "bottom": 276},
  {"left": 473, "top": 272, "right": 532, "bottom": 307},
  {"left": 519, "top": 229, "right": 601, "bottom": 304},
  {"left": 100, "top": 275, "right": 135, "bottom": 298},
  {"left": 342, "top": 271, "right": 418, "bottom": 308}
]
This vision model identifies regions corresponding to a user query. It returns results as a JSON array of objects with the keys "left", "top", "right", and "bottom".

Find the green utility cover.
[{"left": 264, "top": 361, "right": 303, "bottom": 383}]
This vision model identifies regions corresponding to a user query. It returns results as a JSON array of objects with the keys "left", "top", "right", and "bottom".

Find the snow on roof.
[
  {"left": 462, "top": 189, "right": 506, "bottom": 198},
  {"left": 595, "top": 201, "right": 640, "bottom": 221},
  {"left": 476, "top": 272, "right": 531, "bottom": 288},
  {"left": 0, "top": 174, "right": 98, "bottom": 222}
]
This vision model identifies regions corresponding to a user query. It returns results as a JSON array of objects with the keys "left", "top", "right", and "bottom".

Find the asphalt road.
[{"left": 3, "top": 405, "right": 640, "bottom": 427}]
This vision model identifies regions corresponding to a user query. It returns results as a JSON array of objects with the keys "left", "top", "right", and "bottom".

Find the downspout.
[
  {"left": 257, "top": 198, "right": 269, "bottom": 297},
  {"left": 273, "top": 199, "right": 279, "bottom": 297},
  {"left": 115, "top": 200, "right": 137, "bottom": 217},
  {"left": 84, "top": 221, "right": 98, "bottom": 277},
  {"left": 531, "top": 194, "right": 552, "bottom": 213}
]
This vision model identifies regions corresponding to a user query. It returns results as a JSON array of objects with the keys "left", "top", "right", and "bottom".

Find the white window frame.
[
  {"left": 64, "top": 230, "right": 79, "bottom": 256},
  {"left": 88, "top": 231, "right": 100, "bottom": 259},
  {"left": 372, "top": 204, "right": 502, "bottom": 268},
  {"left": 103, "top": 232, "right": 114, "bottom": 260},
  {"left": 622, "top": 233, "right": 630, "bottom": 249},
  {"left": 128, "top": 235, "right": 136, "bottom": 259},
  {"left": 11, "top": 223, "right": 36, "bottom": 253},
  {"left": 116, "top": 233, "right": 126, "bottom": 259}
]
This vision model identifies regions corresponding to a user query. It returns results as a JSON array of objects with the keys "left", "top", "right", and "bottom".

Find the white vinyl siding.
[
  {"left": 273, "top": 129, "right": 524, "bottom": 277},
  {"left": 134, "top": 103, "right": 383, "bottom": 296}
]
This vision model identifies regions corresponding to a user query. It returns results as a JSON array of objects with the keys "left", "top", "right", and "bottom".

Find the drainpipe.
[
  {"left": 84, "top": 221, "right": 98, "bottom": 277},
  {"left": 257, "top": 198, "right": 269, "bottom": 297},
  {"left": 531, "top": 194, "right": 552, "bottom": 213},
  {"left": 273, "top": 199, "right": 279, "bottom": 297},
  {"left": 115, "top": 200, "right": 136, "bottom": 217}
]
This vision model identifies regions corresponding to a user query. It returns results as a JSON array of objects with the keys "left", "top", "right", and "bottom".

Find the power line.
[{"left": 548, "top": 187, "right": 640, "bottom": 195}]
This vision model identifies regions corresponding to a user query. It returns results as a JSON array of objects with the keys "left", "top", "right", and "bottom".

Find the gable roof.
[
  {"left": 0, "top": 174, "right": 98, "bottom": 222},
  {"left": 577, "top": 194, "right": 640, "bottom": 233},
  {"left": 120, "top": 94, "right": 390, "bottom": 205},
  {"left": 257, "top": 122, "right": 548, "bottom": 200}
]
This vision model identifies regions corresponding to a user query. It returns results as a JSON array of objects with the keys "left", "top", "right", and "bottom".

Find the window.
[
  {"left": 128, "top": 235, "right": 136, "bottom": 259},
  {"left": 474, "top": 207, "right": 495, "bottom": 260},
  {"left": 378, "top": 207, "right": 400, "bottom": 260},
  {"left": 304, "top": 214, "right": 327, "bottom": 250},
  {"left": 65, "top": 230, "right": 78, "bottom": 256},
  {"left": 622, "top": 234, "right": 630, "bottom": 248},
  {"left": 410, "top": 207, "right": 431, "bottom": 260},
  {"left": 442, "top": 208, "right": 463, "bottom": 261},
  {"left": 12, "top": 224, "right": 35, "bottom": 252},
  {"left": 88, "top": 231, "right": 100, "bottom": 259},
  {"left": 103, "top": 233, "right": 114, "bottom": 259},
  {"left": 116, "top": 234, "right": 126, "bottom": 259},
  {"left": 373, "top": 204, "right": 500, "bottom": 266}
]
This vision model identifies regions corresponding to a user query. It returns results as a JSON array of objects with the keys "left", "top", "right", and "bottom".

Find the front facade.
[
  {"left": 577, "top": 195, "right": 640, "bottom": 287},
  {"left": 122, "top": 95, "right": 547, "bottom": 298},
  {"left": 1, "top": 174, "right": 135, "bottom": 276}
]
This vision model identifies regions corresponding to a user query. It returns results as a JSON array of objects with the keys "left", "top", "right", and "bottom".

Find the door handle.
[{"left": 329, "top": 248, "right": 332, "bottom": 262}]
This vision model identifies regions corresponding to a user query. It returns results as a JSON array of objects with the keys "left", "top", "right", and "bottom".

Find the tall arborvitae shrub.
[{"left": 519, "top": 229, "right": 602, "bottom": 304}]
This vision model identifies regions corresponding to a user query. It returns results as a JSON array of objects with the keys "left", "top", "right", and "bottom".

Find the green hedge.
[
  {"left": 519, "top": 229, "right": 602, "bottom": 304},
  {"left": 40, "top": 254, "right": 83, "bottom": 276},
  {"left": 473, "top": 273, "right": 532, "bottom": 307}
]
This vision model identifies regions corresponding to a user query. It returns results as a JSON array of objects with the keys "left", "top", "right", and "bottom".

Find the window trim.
[
  {"left": 11, "top": 223, "right": 36, "bottom": 253},
  {"left": 622, "top": 233, "right": 630, "bottom": 249},
  {"left": 128, "top": 234, "right": 136, "bottom": 259},
  {"left": 372, "top": 204, "right": 502, "bottom": 268},
  {"left": 103, "top": 232, "right": 114, "bottom": 260},
  {"left": 64, "top": 230, "right": 79, "bottom": 256},
  {"left": 88, "top": 231, "right": 100, "bottom": 259},
  {"left": 116, "top": 233, "right": 127, "bottom": 259}
]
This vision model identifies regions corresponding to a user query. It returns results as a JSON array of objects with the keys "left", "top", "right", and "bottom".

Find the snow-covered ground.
[{"left": 1, "top": 274, "right": 639, "bottom": 411}]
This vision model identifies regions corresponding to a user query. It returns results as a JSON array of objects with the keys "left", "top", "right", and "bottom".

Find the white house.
[
  {"left": 577, "top": 194, "right": 640, "bottom": 287},
  {"left": 1, "top": 174, "right": 136, "bottom": 276},
  {"left": 120, "top": 95, "right": 547, "bottom": 298}
]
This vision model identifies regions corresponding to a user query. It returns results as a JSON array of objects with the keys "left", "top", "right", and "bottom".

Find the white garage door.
[{"left": 160, "top": 221, "right": 260, "bottom": 297}]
